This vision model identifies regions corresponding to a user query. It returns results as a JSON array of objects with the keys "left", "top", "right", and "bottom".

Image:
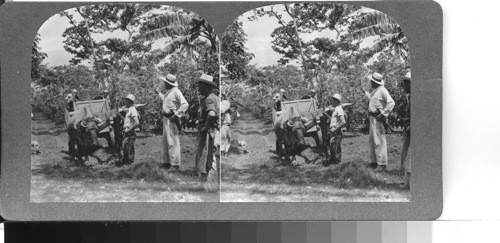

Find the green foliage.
[
  {"left": 141, "top": 11, "right": 218, "bottom": 56},
  {"left": 33, "top": 4, "right": 219, "bottom": 130},
  {"left": 227, "top": 4, "right": 411, "bottom": 129},
  {"left": 221, "top": 20, "right": 254, "bottom": 80},
  {"left": 32, "top": 65, "right": 97, "bottom": 121},
  {"left": 349, "top": 11, "right": 409, "bottom": 63},
  {"left": 31, "top": 34, "right": 47, "bottom": 80}
]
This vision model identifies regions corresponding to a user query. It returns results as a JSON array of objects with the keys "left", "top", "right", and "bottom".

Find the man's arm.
[
  {"left": 330, "top": 113, "right": 346, "bottom": 133},
  {"left": 380, "top": 90, "right": 395, "bottom": 116},
  {"left": 124, "top": 111, "right": 140, "bottom": 133},
  {"left": 174, "top": 90, "right": 189, "bottom": 117},
  {"left": 202, "top": 96, "right": 217, "bottom": 132}
]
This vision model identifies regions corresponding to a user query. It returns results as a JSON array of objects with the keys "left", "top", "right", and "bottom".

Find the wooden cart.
[
  {"left": 65, "top": 99, "right": 121, "bottom": 148},
  {"left": 273, "top": 98, "right": 331, "bottom": 158}
]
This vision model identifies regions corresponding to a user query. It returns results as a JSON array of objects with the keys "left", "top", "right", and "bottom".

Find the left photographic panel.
[{"left": 30, "top": 4, "right": 220, "bottom": 202}]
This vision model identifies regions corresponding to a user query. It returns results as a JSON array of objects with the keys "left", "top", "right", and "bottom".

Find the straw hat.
[
  {"left": 332, "top": 93, "right": 342, "bottom": 102},
  {"left": 403, "top": 72, "right": 411, "bottom": 82},
  {"left": 161, "top": 74, "right": 178, "bottom": 87},
  {"left": 124, "top": 94, "right": 135, "bottom": 103},
  {"left": 369, "top": 72, "right": 384, "bottom": 85},
  {"left": 197, "top": 74, "right": 217, "bottom": 86}
]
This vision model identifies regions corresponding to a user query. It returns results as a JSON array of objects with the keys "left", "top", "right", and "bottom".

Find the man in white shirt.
[
  {"left": 361, "top": 72, "right": 395, "bottom": 172},
  {"left": 121, "top": 94, "right": 140, "bottom": 165},
  {"left": 328, "top": 93, "right": 346, "bottom": 165},
  {"left": 157, "top": 74, "right": 188, "bottom": 172}
]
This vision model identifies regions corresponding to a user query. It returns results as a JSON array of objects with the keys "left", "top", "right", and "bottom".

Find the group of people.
[
  {"left": 329, "top": 71, "right": 411, "bottom": 188},
  {"left": 65, "top": 73, "right": 220, "bottom": 189},
  {"left": 153, "top": 73, "right": 219, "bottom": 187},
  {"left": 271, "top": 71, "right": 411, "bottom": 188}
]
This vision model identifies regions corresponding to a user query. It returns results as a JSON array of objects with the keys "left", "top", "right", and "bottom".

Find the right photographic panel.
[{"left": 220, "top": 3, "right": 411, "bottom": 202}]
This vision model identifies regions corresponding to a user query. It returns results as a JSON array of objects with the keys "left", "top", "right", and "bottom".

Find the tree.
[
  {"left": 60, "top": 4, "right": 162, "bottom": 88},
  {"left": 141, "top": 11, "right": 218, "bottom": 57},
  {"left": 221, "top": 20, "right": 254, "bottom": 80},
  {"left": 249, "top": 3, "right": 360, "bottom": 86},
  {"left": 32, "top": 33, "right": 47, "bottom": 80},
  {"left": 348, "top": 11, "right": 409, "bottom": 64}
]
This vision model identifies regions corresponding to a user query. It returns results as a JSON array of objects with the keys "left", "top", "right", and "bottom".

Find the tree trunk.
[
  {"left": 79, "top": 8, "right": 107, "bottom": 90},
  {"left": 286, "top": 4, "right": 314, "bottom": 89}
]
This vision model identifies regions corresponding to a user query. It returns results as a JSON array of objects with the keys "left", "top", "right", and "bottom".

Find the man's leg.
[
  {"left": 162, "top": 118, "right": 171, "bottom": 168},
  {"left": 170, "top": 120, "right": 181, "bottom": 170},
  {"left": 401, "top": 127, "right": 411, "bottom": 188},
  {"left": 205, "top": 131, "right": 218, "bottom": 192},
  {"left": 195, "top": 131, "right": 208, "bottom": 175},
  {"left": 367, "top": 117, "right": 378, "bottom": 168},
  {"left": 401, "top": 127, "right": 410, "bottom": 169},
  {"left": 334, "top": 132, "right": 342, "bottom": 164},
  {"left": 375, "top": 121, "right": 388, "bottom": 165},
  {"left": 122, "top": 135, "right": 130, "bottom": 164},
  {"left": 374, "top": 120, "right": 388, "bottom": 171},
  {"left": 128, "top": 133, "right": 136, "bottom": 164}
]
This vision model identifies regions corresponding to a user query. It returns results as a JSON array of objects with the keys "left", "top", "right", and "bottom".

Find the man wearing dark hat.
[
  {"left": 400, "top": 72, "right": 411, "bottom": 188},
  {"left": 158, "top": 74, "right": 188, "bottom": 172},
  {"left": 361, "top": 72, "right": 395, "bottom": 172},
  {"left": 195, "top": 74, "right": 219, "bottom": 191}
]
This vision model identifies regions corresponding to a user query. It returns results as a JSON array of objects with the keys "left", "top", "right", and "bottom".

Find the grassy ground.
[
  {"left": 221, "top": 113, "right": 410, "bottom": 202},
  {"left": 31, "top": 113, "right": 219, "bottom": 202}
]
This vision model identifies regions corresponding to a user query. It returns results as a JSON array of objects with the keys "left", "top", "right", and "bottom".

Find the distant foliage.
[
  {"left": 32, "top": 4, "right": 219, "bottom": 130},
  {"left": 223, "top": 3, "right": 410, "bottom": 129}
]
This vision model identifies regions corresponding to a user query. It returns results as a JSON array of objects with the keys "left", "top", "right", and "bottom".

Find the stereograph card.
[{"left": 0, "top": 1, "right": 442, "bottom": 220}]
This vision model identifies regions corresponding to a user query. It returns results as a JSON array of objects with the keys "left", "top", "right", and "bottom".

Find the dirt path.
[
  {"left": 221, "top": 112, "right": 410, "bottom": 202},
  {"left": 31, "top": 113, "right": 219, "bottom": 202}
]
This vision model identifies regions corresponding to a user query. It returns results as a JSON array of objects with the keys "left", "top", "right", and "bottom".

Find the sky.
[{"left": 38, "top": 14, "right": 77, "bottom": 66}]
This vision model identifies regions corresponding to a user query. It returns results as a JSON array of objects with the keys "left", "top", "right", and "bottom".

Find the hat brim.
[
  {"left": 162, "top": 78, "right": 178, "bottom": 87},
  {"left": 369, "top": 76, "right": 384, "bottom": 85},
  {"left": 197, "top": 79, "right": 217, "bottom": 86},
  {"left": 123, "top": 97, "right": 135, "bottom": 103}
]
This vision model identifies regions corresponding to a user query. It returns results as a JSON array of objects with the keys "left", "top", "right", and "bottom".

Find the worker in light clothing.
[
  {"left": 157, "top": 74, "right": 189, "bottom": 173},
  {"left": 195, "top": 74, "right": 219, "bottom": 191},
  {"left": 361, "top": 72, "right": 395, "bottom": 172},
  {"left": 121, "top": 94, "right": 140, "bottom": 166},
  {"left": 220, "top": 100, "right": 236, "bottom": 156},
  {"left": 328, "top": 93, "right": 346, "bottom": 165},
  {"left": 400, "top": 72, "right": 411, "bottom": 188}
]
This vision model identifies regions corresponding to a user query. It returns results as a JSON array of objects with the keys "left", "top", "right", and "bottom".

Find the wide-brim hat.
[
  {"left": 403, "top": 72, "right": 411, "bottom": 82},
  {"left": 124, "top": 94, "right": 135, "bottom": 103},
  {"left": 161, "top": 74, "right": 178, "bottom": 87},
  {"left": 369, "top": 72, "right": 384, "bottom": 85},
  {"left": 197, "top": 74, "right": 217, "bottom": 86},
  {"left": 332, "top": 93, "right": 342, "bottom": 102}
]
